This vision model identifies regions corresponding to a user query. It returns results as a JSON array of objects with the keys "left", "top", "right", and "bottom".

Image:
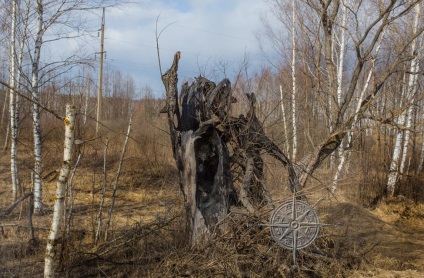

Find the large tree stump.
[{"left": 161, "top": 52, "right": 298, "bottom": 245}]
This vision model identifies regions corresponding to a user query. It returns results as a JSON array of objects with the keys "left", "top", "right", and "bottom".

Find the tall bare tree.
[
  {"left": 44, "top": 104, "right": 75, "bottom": 278},
  {"left": 387, "top": 2, "right": 422, "bottom": 195},
  {"left": 31, "top": 0, "right": 44, "bottom": 214},
  {"left": 263, "top": 0, "right": 424, "bottom": 191},
  {"left": 291, "top": 0, "right": 298, "bottom": 161},
  {"left": 23, "top": 0, "right": 128, "bottom": 214},
  {"left": 8, "top": 0, "right": 19, "bottom": 200}
]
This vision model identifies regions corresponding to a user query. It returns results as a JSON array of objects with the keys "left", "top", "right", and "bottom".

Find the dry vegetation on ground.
[{"left": 0, "top": 110, "right": 423, "bottom": 277}]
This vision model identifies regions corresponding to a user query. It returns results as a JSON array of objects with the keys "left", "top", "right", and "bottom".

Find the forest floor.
[
  {"left": 326, "top": 199, "right": 424, "bottom": 277},
  {"left": 0, "top": 149, "right": 424, "bottom": 277}
]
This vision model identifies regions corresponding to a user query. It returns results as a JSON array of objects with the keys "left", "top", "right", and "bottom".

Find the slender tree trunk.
[
  {"left": 331, "top": 61, "right": 372, "bottom": 192},
  {"left": 3, "top": 120, "right": 10, "bottom": 152},
  {"left": 44, "top": 104, "right": 75, "bottom": 278},
  {"left": 332, "top": 30, "right": 385, "bottom": 191},
  {"left": 95, "top": 138, "right": 108, "bottom": 244},
  {"left": 104, "top": 116, "right": 132, "bottom": 241},
  {"left": 65, "top": 153, "right": 81, "bottom": 234},
  {"left": 96, "top": 8, "right": 105, "bottom": 135},
  {"left": 387, "top": 123, "right": 405, "bottom": 195},
  {"left": 84, "top": 72, "right": 91, "bottom": 125},
  {"left": 11, "top": 0, "right": 31, "bottom": 198},
  {"left": 291, "top": 0, "right": 297, "bottom": 161},
  {"left": 32, "top": 0, "right": 44, "bottom": 214},
  {"left": 322, "top": 1, "right": 340, "bottom": 170},
  {"left": 399, "top": 101, "right": 416, "bottom": 176},
  {"left": 336, "top": 1, "right": 347, "bottom": 160},
  {"left": 0, "top": 86, "right": 8, "bottom": 130},
  {"left": 279, "top": 84, "right": 290, "bottom": 155},
  {"left": 9, "top": 0, "right": 19, "bottom": 200},
  {"left": 387, "top": 3, "right": 421, "bottom": 196},
  {"left": 399, "top": 20, "right": 421, "bottom": 176},
  {"left": 418, "top": 129, "right": 424, "bottom": 173}
]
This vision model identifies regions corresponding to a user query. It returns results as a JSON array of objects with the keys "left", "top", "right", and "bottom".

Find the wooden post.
[{"left": 96, "top": 8, "right": 105, "bottom": 135}]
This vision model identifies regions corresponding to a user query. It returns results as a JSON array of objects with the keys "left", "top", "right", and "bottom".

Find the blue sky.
[{"left": 100, "top": 0, "right": 273, "bottom": 97}]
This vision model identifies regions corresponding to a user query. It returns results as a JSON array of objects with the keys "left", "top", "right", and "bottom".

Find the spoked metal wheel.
[
  {"left": 269, "top": 199, "right": 320, "bottom": 250},
  {"left": 263, "top": 196, "right": 331, "bottom": 269}
]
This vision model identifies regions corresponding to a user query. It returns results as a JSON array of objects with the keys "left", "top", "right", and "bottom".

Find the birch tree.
[
  {"left": 291, "top": 0, "right": 297, "bottom": 161},
  {"left": 332, "top": 29, "right": 386, "bottom": 192},
  {"left": 10, "top": 0, "right": 31, "bottom": 200},
  {"left": 263, "top": 0, "right": 424, "bottom": 191},
  {"left": 26, "top": 0, "right": 127, "bottom": 214},
  {"left": 279, "top": 84, "right": 290, "bottom": 155},
  {"left": 9, "top": 0, "right": 19, "bottom": 200},
  {"left": 335, "top": 0, "right": 347, "bottom": 161},
  {"left": 31, "top": 0, "right": 44, "bottom": 214},
  {"left": 44, "top": 104, "right": 75, "bottom": 278},
  {"left": 387, "top": 2, "right": 422, "bottom": 196},
  {"left": 399, "top": 33, "right": 422, "bottom": 176}
]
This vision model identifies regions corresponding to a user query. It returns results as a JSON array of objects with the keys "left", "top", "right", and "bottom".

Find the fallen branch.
[{"left": 0, "top": 192, "right": 33, "bottom": 218}]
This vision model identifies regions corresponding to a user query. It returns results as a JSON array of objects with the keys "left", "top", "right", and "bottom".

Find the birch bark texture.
[
  {"left": 332, "top": 30, "right": 386, "bottom": 192},
  {"left": 386, "top": 2, "right": 422, "bottom": 196},
  {"left": 261, "top": 0, "right": 424, "bottom": 191},
  {"left": 291, "top": 0, "right": 297, "bottom": 162},
  {"left": 44, "top": 104, "right": 75, "bottom": 278},
  {"left": 9, "top": 0, "right": 19, "bottom": 200},
  {"left": 32, "top": 0, "right": 44, "bottom": 214},
  {"left": 279, "top": 85, "right": 290, "bottom": 155},
  {"left": 9, "top": 0, "right": 30, "bottom": 201}
]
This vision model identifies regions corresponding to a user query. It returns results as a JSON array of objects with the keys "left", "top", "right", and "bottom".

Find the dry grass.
[{"left": 0, "top": 113, "right": 424, "bottom": 277}]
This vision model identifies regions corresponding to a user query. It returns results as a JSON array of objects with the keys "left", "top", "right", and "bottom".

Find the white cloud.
[{"left": 102, "top": 0, "right": 271, "bottom": 95}]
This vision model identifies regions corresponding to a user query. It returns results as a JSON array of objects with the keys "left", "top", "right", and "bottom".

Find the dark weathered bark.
[
  {"left": 227, "top": 93, "right": 300, "bottom": 194},
  {"left": 161, "top": 53, "right": 236, "bottom": 244},
  {"left": 161, "top": 52, "right": 297, "bottom": 244}
]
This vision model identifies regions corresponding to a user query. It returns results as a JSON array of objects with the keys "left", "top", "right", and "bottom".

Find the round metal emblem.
[{"left": 269, "top": 200, "right": 320, "bottom": 250}]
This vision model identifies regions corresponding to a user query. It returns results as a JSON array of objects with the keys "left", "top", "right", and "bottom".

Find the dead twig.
[{"left": 0, "top": 192, "right": 33, "bottom": 218}]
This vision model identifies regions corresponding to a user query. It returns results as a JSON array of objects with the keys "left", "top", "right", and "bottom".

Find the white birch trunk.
[
  {"left": 336, "top": 1, "right": 347, "bottom": 160},
  {"left": 328, "top": 27, "right": 336, "bottom": 169},
  {"left": 399, "top": 4, "right": 421, "bottom": 176},
  {"left": 332, "top": 29, "right": 385, "bottom": 192},
  {"left": 387, "top": 3, "right": 421, "bottom": 196},
  {"left": 331, "top": 62, "right": 373, "bottom": 192},
  {"left": 279, "top": 85, "right": 290, "bottom": 155},
  {"left": 32, "top": 0, "right": 44, "bottom": 214},
  {"left": 44, "top": 104, "right": 75, "bottom": 278},
  {"left": 291, "top": 0, "right": 297, "bottom": 161},
  {"left": 9, "top": 0, "right": 29, "bottom": 201},
  {"left": 399, "top": 99, "right": 416, "bottom": 176},
  {"left": 387, "top": 123, "right": 405, "bottom": 195},
  {"left": 9, "top": 0, "right": 19, "bottom": 200}
]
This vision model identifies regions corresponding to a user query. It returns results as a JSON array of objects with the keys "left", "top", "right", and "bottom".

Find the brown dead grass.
[{"left": 1, "top": 116, "right": 424, "bottom": 277}]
